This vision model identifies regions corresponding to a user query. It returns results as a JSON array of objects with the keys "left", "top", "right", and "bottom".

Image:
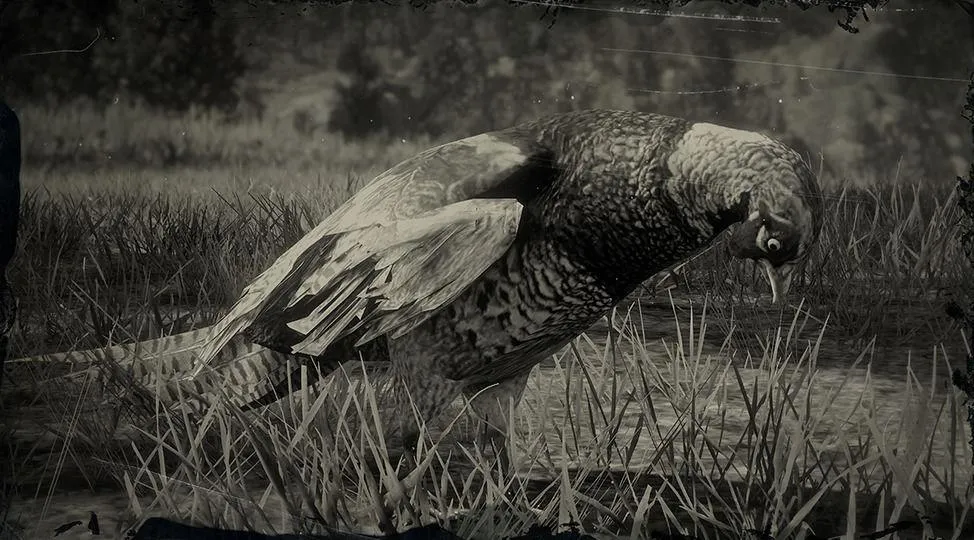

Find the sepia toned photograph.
[{"left": 1, "top": 1, "right": 973, "bottom": 538}]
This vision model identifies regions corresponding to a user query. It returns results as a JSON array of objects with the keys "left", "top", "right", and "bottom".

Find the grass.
[
  {"left": 5, "top": 297, "right": 971, "bottom": 538},
  {"left": 17, "top": 99, "right": 435, "bottom": 173},
  {"left": 1, "top": 102, "right": 973, "bottom": 539}
]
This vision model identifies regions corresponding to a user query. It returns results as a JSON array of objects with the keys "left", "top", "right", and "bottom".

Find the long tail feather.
[{"left": 6, "top": 328, "right": 309, "bottom": 409}]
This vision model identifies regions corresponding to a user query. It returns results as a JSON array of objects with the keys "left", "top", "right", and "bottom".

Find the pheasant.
[{"left": 13, "top": 110, "right": 824, "bottom": 471}]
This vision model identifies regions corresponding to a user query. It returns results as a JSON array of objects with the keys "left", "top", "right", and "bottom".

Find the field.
[{"left": 1, "top": 101, "right": 973, "bottom": 540}]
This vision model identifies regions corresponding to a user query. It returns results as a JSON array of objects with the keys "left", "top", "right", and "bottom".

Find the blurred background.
[{"left": 0, "top": 0, "right": 971, "bottom": 191}]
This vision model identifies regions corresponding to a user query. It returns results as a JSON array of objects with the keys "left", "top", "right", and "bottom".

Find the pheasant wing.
[{"left": 190, "top": 131, "right": 555, "bottom": 377}]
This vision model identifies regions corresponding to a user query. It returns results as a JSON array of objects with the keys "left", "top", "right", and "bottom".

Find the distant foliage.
[
  {"left": 1, "top": 0, "right": 246, "bottom": 112},
  {"left": 324, "top": 2, "right": 814, "bottom": 140},
  {"left": 324, "top": 0, "right": 968, "bottom": 181},
  {"left": 327, "top": 37, "right": 414, "bottom": 138},
  {"left": 4, "top": 0, "right": 968, "bottom": 180},
  {"left": 327, "top": 3, "right": 655, "bottom": 138}
]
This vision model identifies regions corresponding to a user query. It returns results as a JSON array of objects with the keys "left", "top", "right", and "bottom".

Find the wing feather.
[
  {"left": 190, "top": 131, "right": 549, "bottom": 378},
  {"left": 288, "top": 199, "right": 521, "bottom": 356}
]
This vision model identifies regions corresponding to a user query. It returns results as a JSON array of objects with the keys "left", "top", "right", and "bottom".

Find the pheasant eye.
[{"left": 767, "top": 238, "right": 781, "bottom": 252}]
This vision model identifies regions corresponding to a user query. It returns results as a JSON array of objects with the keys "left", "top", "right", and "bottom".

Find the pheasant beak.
[{"left": 760, "top": 260, "right": 795, "bottom": 306}]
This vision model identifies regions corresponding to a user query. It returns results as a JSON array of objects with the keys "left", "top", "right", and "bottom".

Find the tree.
[{"left": 1, "top": 0, "right": 247, "bottom": 112}]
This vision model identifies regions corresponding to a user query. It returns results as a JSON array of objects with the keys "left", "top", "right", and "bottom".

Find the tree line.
[{"left": 1, "top": 0, "right": 969, "bottom": 179}]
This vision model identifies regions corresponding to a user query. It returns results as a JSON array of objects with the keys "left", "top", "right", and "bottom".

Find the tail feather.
[{"left": 8, "top": 327, "right": 314, "bottom": 409}]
